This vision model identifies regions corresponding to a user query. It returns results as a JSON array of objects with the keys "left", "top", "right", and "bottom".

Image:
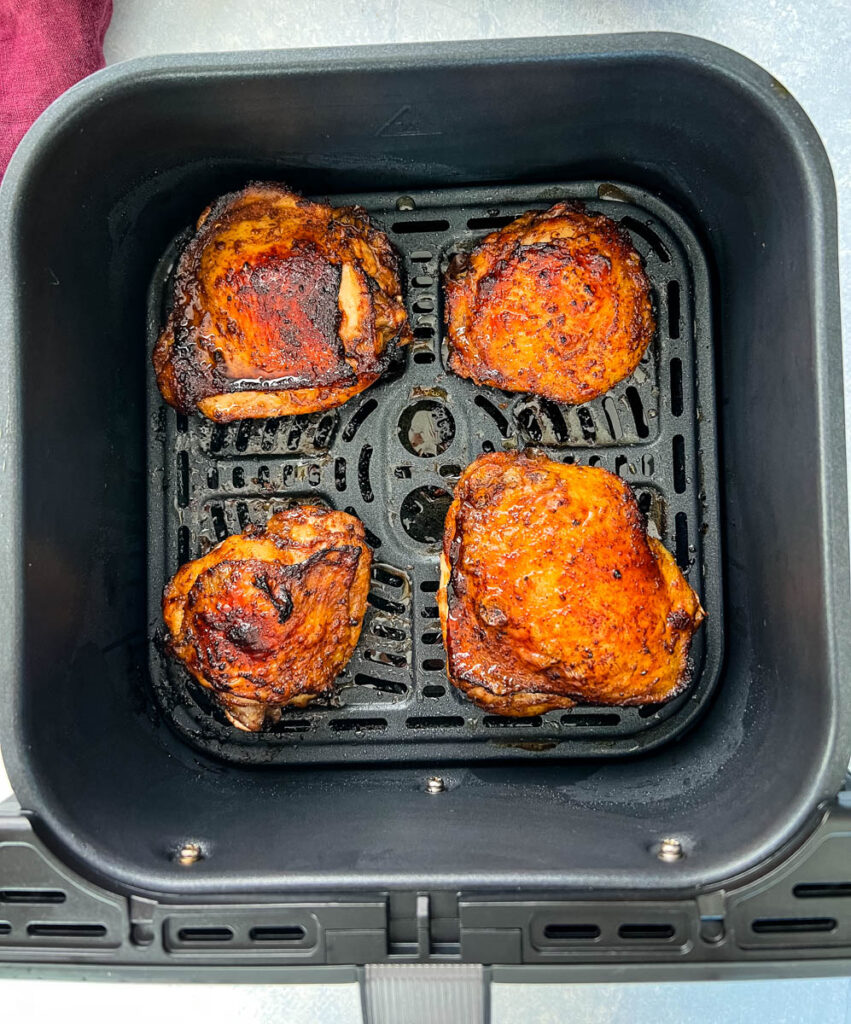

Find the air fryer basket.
[
  {"left": 148, "top": 181, "right": 722, "bottom": 764},
  {"left": 0, "top": 35, "right": 847, "bottom": 927}
]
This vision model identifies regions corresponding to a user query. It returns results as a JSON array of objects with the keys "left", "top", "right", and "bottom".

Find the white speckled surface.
[
  {"left": 492, "top": 978, "right": 851, "bottom": 1023},
  {"left": 1, "top": 2, "right": 850, "bottom": 1017},
  {"left": 0, "top": 979, "right": 365, "bottom": 1022}
]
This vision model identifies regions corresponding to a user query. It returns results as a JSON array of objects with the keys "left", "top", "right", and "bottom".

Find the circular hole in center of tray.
[
  {"left": 400, "top": 485, "right": 452, "bottom": 544},
  {"left": 397, "top": 399, "right": 455, "bottom": 457}
]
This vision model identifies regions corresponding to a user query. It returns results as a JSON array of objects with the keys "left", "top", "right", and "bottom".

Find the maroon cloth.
[{"left": 0, "top": 0, "right": 112, "bottom": 176}]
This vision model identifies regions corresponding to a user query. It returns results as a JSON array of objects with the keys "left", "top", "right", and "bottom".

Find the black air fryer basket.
[{"left": 0, "top": 34, "right": 849, "bottom": 981}]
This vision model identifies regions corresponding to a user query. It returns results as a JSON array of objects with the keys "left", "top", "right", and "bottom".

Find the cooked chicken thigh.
[
  {"left": 162, "top": 505, "right": 371, "bottom": 730},
  {"left": 437, "top": 451, "right": 704, "bottom": 715},
  {"left": 154, "top": 184, "right": 410, "bottom": 421},
  {"left": 445, "top": 203, "right": 654, "bottom": 404}
]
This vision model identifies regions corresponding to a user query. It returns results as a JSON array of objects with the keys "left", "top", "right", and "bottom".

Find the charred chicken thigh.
[
  {"left": 154, "top": 184, "right": 410, "bottom": 421},
  {"left": 162, "top": 505, "right": 371, "bottom": 731}
]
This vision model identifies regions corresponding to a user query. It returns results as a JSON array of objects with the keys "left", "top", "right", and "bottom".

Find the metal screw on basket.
[
  {"left": 175, "top": 842, "right": 203, "bottom": 865},
  {"left": 656, "top": 838, "right": 684, "bottom": 862},
  {"left": 396, "top": 195, "right": 416, "bottom": 211},
  {"left": 426, "top": 776, "right": 446, "bottom": 795}
]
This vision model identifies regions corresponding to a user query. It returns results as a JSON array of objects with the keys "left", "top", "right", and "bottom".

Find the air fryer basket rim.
[{"left": 0, "top": 32, "right": 847, "bottom": 899}]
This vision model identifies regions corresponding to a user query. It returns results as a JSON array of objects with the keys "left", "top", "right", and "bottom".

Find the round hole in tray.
[
  {"left": 397, "top": 399, "right": 456, "bottom": 457},
  {"left": 400, "top": 485, "right": 452, "bottom": 544}
]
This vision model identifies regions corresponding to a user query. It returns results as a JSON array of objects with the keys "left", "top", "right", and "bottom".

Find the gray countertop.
[{"left": 1, "top": 1, "right": 849, "bottom": 1019}]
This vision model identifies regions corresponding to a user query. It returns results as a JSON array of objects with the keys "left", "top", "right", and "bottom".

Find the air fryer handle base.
[{"left": 2, "top": 801, "right": 851, "bottom": 974}]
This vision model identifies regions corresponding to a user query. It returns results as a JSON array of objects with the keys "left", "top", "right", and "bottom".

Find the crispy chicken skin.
[
  {"left": 162, "top": 505, "right": 371, "bottom": 731},
  {"left": 444, "top": 202, "right": 655, "bottom": 404},
  {"left": 437, "top": 451, "right": 704, "bottom": 715},
  {"left": 153, "top": 184, "right": 410, "bottom": 422}
]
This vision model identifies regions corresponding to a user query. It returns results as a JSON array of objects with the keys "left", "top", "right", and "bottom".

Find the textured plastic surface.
[
  {"left": 364, "top": 964, "right": 485, "bottom": 1023},
  {"left": 6, "top": 801, "right": 851, "bottom": 973},
  {"left": 148, "top": 181, "right": 721, "bottom": 764},
  {"left": 0, "top": 35, "right": 847, "bottom": 900}
]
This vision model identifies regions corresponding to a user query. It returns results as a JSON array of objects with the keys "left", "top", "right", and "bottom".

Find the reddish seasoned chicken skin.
[
  {"left": 162, "top": 506, "right": 371, "bottom": 731},
  {"left": 153, "top": 184, "right": 410, "bottom": 422},
  {"left": 444, "top": 202, "right": 654, "bottom": 404},
  {"left": 437, "top": 451, "right": 704, "bottom": 716}
]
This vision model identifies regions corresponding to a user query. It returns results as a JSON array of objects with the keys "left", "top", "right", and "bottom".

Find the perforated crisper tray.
[{"left": 146, "top": 180, "right": 722, "bottom": 765}]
